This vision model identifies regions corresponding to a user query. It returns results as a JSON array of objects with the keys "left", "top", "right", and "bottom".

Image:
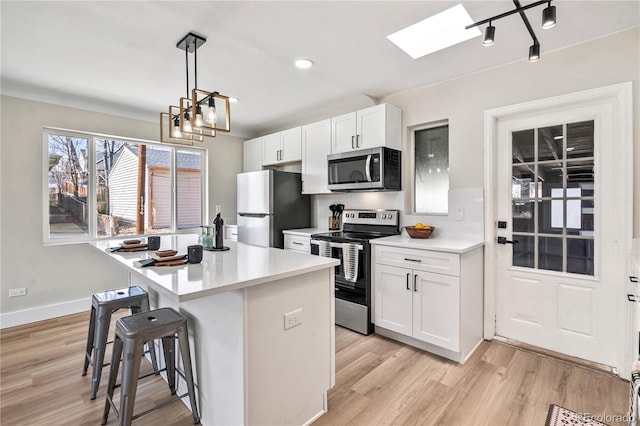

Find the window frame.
[
  {"left": 43, "top": 127, "right": 208, "bottom": 245},
  {"left": 409, "top": 119, "right": 450, "bottom": 215}
]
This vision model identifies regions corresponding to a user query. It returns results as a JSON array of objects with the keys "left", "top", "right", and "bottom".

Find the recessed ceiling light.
[
  {"left": 295, "top": 59, "right": 314, "bottom": 69},
  {"left": 228, "top": 97, "right": 239, "bottom": 103},
  {"left": 387, "top": 4, "right": 481, "bottom": 59}
]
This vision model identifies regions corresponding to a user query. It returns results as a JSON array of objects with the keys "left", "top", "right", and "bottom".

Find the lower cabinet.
[
  {"left": 284, "top": 234, "right": 311, "bottom": 254},
  {"left": 375, "top": 265, "right": 459, "bottom": 351},
  {"left": 373, "top": 244, "right": 483, "bottom": 363},
  {"left": 225, "top": 225, "right": 238, "bottom": 241}
]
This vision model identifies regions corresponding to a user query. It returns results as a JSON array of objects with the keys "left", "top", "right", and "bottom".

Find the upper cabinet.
[
  {"left": 262, "top": 127, "right": 302, "bottom": 166},
  {"left": 243, "top": 137, "right": 263, "bottom": 172},
  {"left": 331, "top": 104, "right": 402, "bottom": 154},
  {"left": 301, "top": 119, "right": 331, "bottom": 194}
]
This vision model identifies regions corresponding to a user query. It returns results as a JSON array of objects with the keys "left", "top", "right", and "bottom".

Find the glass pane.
[
  {"left": 539, "top": 236, "right": 563, "bottom": 272},
  {"left": 512, "top": 235, "right": 534, "bottom": 268},
  {"left": 512, "top": 165, "right": 535, "bottom": 199},
  {"left": 414, "top": 125, "right": 449, "bottom": 214},
  {"left": 538, "top": 125, "right": 563, "bottom": 161},
  {"left": 538, "top": 162, "right": 563, "bottom": 198},
  {"left": 513, "top": 201, "right": 534, "bottom": 233},
  {"left": 567, "top": 120, "right": 594, "bottom": 159},
  {"left": 512, "top": 129, "right": 534, "bottom": 163},
  {"left": 566, "top": 159, "right": 594, "bottom": 195},
  {"left": 567, "top": 238, "right": 594, "bottom": 275},
  {"left": 96, "top": 141, "right": 172, "bottom": 237},
  {"left": 538, "top": 199, "right": 563, "bottom": 234},
  {"left": 48, "top": 134, "right": 89, "bottom": 238},
  {"left": 566, "top": 200, "right": 594, "bottom": 236},
  {"left": 177, "top": 150, "right": 203, "bottom": 229}
]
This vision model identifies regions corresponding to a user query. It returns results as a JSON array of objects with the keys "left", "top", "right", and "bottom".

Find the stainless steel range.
[{"left": 310, "top": 209, "right": 400, "bottom": 335}]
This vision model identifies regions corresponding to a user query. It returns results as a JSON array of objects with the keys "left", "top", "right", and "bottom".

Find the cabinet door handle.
[
  {"left": 351, "top": 136, "right": 355, "bottom": 149},
  {"left": 631, "top": 276, "right": 639, "bottom": 283},
  {"left": 413, "top": 274, "right": 418, "bottom": 292},
  {"left": 356, "top": 134, "right": 360, "bottom": 148},
  {"left": 404, "top": 258, "right": 422, "bottom": 263},
  {"left": 628, "top": 294, "right": 639, "bottom": 302},
  {"left": 406, "top": 273, "right": 410, "bottom": 290}
]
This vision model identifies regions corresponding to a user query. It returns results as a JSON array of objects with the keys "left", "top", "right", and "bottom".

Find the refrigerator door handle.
[{"left": 238, "top": 213, "right": 269, "bottom": 218}]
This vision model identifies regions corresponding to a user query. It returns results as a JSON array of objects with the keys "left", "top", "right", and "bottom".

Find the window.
[
  {"left": 413, "top": 123, "right": 449, "bottom": 214},
  {"left": 511, "top": 120, "right": 595, "bottom": 275},
  {"left": 45, "top": 128, "right": 206, "bottom": 243}
]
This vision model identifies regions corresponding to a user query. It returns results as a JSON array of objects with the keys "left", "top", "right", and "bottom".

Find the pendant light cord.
[{"left": 185, "top": 44, "right": 189, "bottom": 99}]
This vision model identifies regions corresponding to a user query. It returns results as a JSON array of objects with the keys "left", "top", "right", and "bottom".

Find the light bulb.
[
  {"left": 194, "top": 105, "right": 204, "bottom": 128},
  {"left": 172, "top": 117, "right": 181, "bottom": 138},
  {"left": 183, "top": 111, "right": 193, "bottom": 133},
  {"left": 205, "top": 97, "right": 216, "bottom": 125}
]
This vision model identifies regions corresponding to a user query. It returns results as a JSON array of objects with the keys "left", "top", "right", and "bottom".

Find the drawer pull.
[
  {"left": 292, "top": 241, "right": 304, "bottom": 246},
  {"left": 629, "top": 294, "right": 639, "bottom": 302},
  {"left": 406, "top": 273, "right": 410, "bottom": 290},
  {"left": 631, "top": 276, "right": 639, "bottom": 283},
  {"left": 404, "top": 258, "right": 422, "bottom": 263}
]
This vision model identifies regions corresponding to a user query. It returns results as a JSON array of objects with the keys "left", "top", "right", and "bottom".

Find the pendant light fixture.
[
  {"left": 466, "top": 0, "right": 556, "bottom": 61},
  {"left": 160, "top": 32, "right": 232, "bottom": 144}
]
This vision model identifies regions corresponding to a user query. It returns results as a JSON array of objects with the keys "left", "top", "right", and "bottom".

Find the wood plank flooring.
[
  {"left": 0, "top": 313, "right": 631, "bottom": 425},
  {"left": 315, "top": 326, "right": 630, "bottom": 426}
]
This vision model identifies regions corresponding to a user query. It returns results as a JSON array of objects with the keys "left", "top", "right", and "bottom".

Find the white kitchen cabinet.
[
  {"left": 284, "top": 234, "right": 311, "bottom": 253},
  {"left": 225, "top": 224, "right": 238, "bottom": 241},
  {"left": 373, "top": 243, "right": 483, "bottom": 363},
  {"left": 331, "top": 104, "right": 402, "bottom": 154},
  {"left": 243, "top": 137, "right": 263, "bottom": 172},
  {"left": 301, "top": 119, "right": 331, "bottom": 194},
  {"left": 262, "top": 127, "right": 302, "bottom": 165}
]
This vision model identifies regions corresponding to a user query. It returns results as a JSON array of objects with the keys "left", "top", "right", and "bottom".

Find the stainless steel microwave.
[{"left": 327, "top": 147, "right": 401, "bottom": 191}]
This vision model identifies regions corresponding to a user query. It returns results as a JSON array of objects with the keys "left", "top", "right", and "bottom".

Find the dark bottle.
[{"left": 213, "top": 213, "right": 224, "bottom": 249}]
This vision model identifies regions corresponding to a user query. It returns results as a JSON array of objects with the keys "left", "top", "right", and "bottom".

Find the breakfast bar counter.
[{"left": 89, "top": 235, "right": 339, "bottom": 426}]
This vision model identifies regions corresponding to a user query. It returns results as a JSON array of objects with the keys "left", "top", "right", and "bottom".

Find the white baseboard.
[{"left": 0, "top": 297, "right": 91, "bottom": 329}]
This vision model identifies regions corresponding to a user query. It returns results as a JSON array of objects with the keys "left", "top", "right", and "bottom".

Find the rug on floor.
[{"left": 545, "top": 404, "right": 608, "bottom": 426}]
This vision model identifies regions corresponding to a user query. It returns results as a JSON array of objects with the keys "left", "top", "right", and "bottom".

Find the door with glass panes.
[{"left": 495, "top": 101, "right": 626, "bottom": 367}]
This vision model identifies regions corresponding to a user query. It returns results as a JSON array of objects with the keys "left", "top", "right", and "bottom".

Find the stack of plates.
[
  {"left": 150, "top": 250, "right": 187, "bottom": 266},
  {"left": 119, "top": 239, "right": 148, "bottom": 252}
]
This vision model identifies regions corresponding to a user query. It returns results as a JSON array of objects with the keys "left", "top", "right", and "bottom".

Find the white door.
[
  {"left": 331, "top": 112, "right": 356, "bottom": 154},
  {"left": 280, "top": 127, "right": 302, "bottom": 163},
  {"left": 357, "top": 104, "right": 386, "bottom": 150},
  {"left": 493, "top": 87, "right": 632, "bottom": 369},
  {"left": 262, "top": 133, "right": 281, "bottom": 165},
  {"left": 301, "top": 119, "right": 331, "bottom": 194},
  {"left": 374, "top": 264, "right": 413, "bottom": 336}
]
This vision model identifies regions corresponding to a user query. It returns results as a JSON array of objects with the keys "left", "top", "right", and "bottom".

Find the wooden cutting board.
[{"left": 119, "top": 246, "right": 148, "bottom": 252}]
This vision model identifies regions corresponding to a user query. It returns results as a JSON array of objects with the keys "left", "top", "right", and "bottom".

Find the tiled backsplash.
[{"left": 312, "top": 187, "right": 484, "bottom": 241}]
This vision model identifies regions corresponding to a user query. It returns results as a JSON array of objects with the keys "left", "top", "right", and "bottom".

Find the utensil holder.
[{"left": 329, "top": 217, "right": 340, "bottom": 231}]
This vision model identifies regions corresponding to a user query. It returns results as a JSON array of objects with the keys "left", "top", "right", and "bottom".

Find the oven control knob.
[
  {"left": 381, "top": 214, "right": 387, "bottom": 219},
  {"left": 387, "top": 214, "right": 392, "bottom": 220}
]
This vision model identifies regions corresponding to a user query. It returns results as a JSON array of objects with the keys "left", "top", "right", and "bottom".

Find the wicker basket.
[{"left": 404, "top": 226, "right": 435, "bottom": 239}]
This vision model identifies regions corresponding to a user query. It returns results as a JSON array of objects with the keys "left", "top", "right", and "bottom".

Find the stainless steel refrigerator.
[{"left": 237, "top": 170, "right": 310, "bottom": 248}]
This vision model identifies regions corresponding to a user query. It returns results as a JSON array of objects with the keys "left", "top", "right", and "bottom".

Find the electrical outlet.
[
  {"left": 284, "top": 308, "right": 303, "bottom": 330},
  {"left": 455, "top": 207, "right": 464, "bottom": 221},
  {"left": 9, "top": 288, "right": 26, "bottom": 297}
]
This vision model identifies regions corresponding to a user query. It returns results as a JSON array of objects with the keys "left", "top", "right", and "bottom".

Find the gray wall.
[
  {"left": 313, "top": 28, "right": 640, "bottom": 237},
  {"left": 0, "top": 96, "right": 244, "bottom": 314}
]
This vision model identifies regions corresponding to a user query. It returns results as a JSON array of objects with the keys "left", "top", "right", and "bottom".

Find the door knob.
[{"left": 497, "top": 236, "right": 519, "bottom": 245}]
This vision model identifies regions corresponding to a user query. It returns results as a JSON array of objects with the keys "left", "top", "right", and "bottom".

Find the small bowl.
[{"left": 404, "top": 226, "right": 435, "bottom": 239}]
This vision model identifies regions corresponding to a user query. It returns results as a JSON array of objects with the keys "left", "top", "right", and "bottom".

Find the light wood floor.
[{"left": 0, "top": 313, "right": 630, "bottom": 425}]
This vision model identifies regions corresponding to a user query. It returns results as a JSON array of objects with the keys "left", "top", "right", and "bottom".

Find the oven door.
[{"left": 310, "top": 239, "right": 367, "bottom": 293}]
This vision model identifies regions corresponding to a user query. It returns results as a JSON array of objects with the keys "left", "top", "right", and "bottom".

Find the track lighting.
[
  {"left": 542, "top": 2, "right": 556, "bottom": 29},
  {"left": 529, "top": 43, "right": 540, "bottom": 62},
  {"left": 483, "top": 21, "right": 495, "bottom": 46},
  {"left": 466, "top": 0, "right": 556, "bottom": 62}
]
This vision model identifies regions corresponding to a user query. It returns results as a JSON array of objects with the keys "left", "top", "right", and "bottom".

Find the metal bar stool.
[
  {"left": 102, "top": 307, "right": 200, "bottom": 425},
  {"left": 82, "top": 286, "right": 159, "bottom": 400}
]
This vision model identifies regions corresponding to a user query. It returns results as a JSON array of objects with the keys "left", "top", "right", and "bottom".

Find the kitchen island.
[{"left": 90, "top": 235, "right": 339, "bottom": 426}]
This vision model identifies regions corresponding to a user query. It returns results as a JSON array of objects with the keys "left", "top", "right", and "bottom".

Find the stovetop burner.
[{"left": 311, "top": 209, "right": 400, "bottom": 243}]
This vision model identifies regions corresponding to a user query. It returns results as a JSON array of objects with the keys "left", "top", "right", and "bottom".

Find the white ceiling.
[{"left": 1, "top": 1, "right": 638, "bottom": 138}]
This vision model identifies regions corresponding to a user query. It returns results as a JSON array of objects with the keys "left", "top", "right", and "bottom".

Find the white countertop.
[
  {"left": 370, "top": 235, "right": 484, "bottom": 254},
  {"left": 282, "top": 228, "right": 330, "bottom": 237},
  {"left": 90, "top": 234, "right": 339, "bottom": 302}
]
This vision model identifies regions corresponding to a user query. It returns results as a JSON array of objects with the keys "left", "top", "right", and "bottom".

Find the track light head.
[
  {"left": 529, "top": 43, "right": 540, "bottom": 62},
  {"left": 483, "top": 23, "right": 495, "bottom": 46},
  {"left": 542, "top": 2, "right": 556, "bottom": 29}
]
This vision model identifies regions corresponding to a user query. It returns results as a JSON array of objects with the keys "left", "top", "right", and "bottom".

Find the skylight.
[{"left": 387, "top": 4, "right": 481, "bottom": 59}]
